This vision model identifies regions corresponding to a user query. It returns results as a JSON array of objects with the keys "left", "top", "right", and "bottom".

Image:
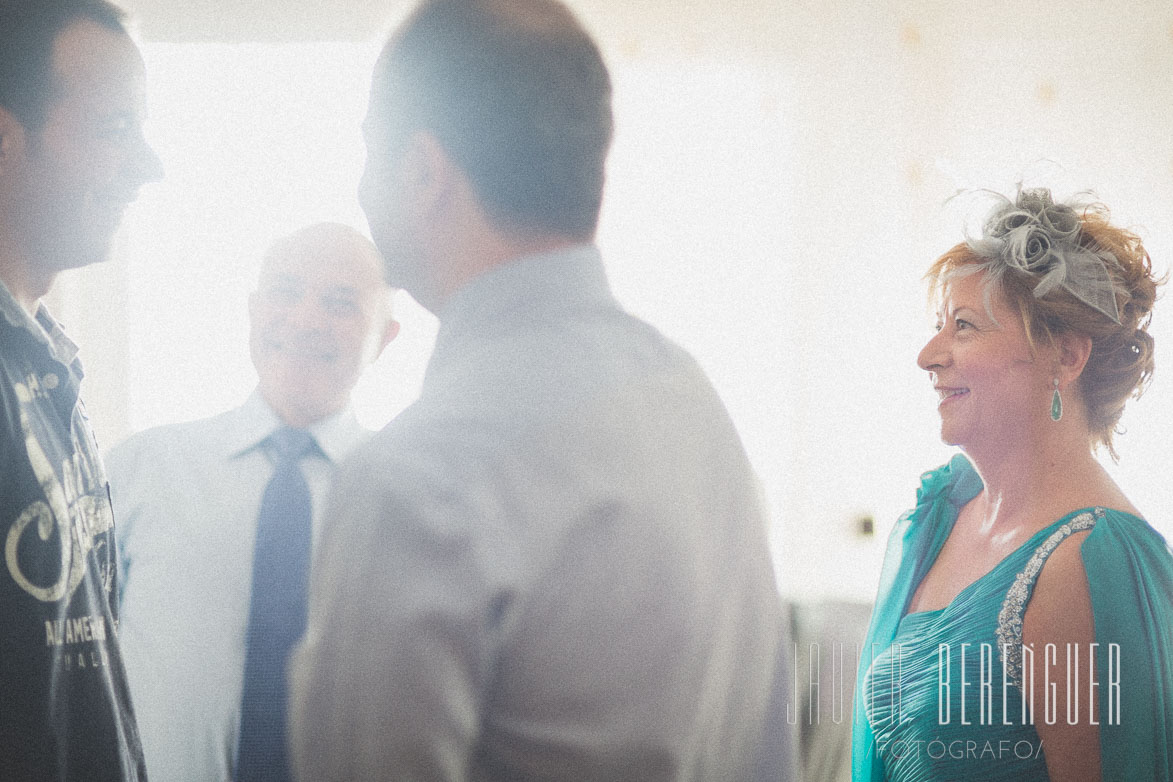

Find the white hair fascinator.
[{"left": 965, "top": 187, "right": 1121, "bottom": 324}]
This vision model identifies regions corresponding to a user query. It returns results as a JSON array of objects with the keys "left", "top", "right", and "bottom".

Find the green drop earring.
[{"left": 1051, "top": 378, "right": 1063, "bottom": 422}]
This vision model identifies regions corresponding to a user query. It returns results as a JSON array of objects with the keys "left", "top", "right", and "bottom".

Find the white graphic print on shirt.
[{"left": 4, "top": 375, "right": 114, "bottom": 604}]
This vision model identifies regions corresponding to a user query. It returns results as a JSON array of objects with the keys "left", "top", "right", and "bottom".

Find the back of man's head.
[
  {"left": 373, "top": 0, "right": 613, "bottom": 240},
  {"left": 0, "top": 0, "right": 129, "bottom": 132}
]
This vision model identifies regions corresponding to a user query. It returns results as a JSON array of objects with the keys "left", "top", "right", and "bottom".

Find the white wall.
[{"left": 51, "top": 0, "right": 1173, "bottom": 602}]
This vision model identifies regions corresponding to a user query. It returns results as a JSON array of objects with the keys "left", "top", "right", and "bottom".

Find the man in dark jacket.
[{"left": 0, "top": 1, "right": 161, "bottom": 779}]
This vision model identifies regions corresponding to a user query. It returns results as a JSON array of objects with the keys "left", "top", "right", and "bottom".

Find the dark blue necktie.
[{"left": 236, "top": 427, "right": 316, "bottom": 782}]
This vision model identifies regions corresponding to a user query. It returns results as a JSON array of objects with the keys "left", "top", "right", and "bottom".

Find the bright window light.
[
  {"left": 119, "top": 41, "right": 435, "bottom": 435},
  {"left": 76, "top": 40, "right": 1172, "bottom": 603}
]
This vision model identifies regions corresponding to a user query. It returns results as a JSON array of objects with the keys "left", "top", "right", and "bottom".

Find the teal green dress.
[{"left": 852, "top": 454, "right": 1173, "bottom": 781}]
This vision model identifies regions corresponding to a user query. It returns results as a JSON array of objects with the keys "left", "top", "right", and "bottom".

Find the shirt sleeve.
[{"left": 288, "top": 446, "right": 493, "bottom": 782}]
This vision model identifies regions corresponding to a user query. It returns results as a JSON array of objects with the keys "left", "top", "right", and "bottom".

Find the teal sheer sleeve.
[
  {"left": 851, "top": 454, "right": 981, "bottom": 782},
  {"left": 1082, "top": 513, "right": 1173, "bottom": 781},
  {"left": 853, "top": 454, "right": 1173, "bottom": 782}
]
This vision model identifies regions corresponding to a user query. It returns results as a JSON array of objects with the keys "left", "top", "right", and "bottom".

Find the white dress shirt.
[
  {"left": 108, "top": 392, "right": 370, "bottom": 782},
  {"left": 290, "top": 245, "right": 792, "bottom": 781}
]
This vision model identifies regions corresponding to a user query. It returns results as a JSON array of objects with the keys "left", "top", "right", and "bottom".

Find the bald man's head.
[{"left": 249, "top": 223, "right": 399, "bottom": 427}]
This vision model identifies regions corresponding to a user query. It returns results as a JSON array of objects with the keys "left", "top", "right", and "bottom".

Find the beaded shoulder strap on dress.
[{"left": 995, "top": 507, "right": 1104, "bottom": 689}]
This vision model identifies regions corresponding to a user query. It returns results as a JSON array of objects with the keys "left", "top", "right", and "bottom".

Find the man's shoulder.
[
  {"left": 106, "top": 407, "right": 242, "bottom": 475},
  {"left": 444, "top": 306, "right": 707, "bottom": 413},
  {"left": 368, "top": 317, "right": 732, "bottom": 484},
  {"left": 338, "top": 406, "right": 454, "bottom": 478},
  {"left": 331, "top": 402, "right": 511, "bottom": 515}
]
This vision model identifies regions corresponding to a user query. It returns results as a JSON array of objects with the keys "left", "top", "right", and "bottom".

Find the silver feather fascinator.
[{"left": 965, "top": 187, "right": 1122, "bottom": 324}]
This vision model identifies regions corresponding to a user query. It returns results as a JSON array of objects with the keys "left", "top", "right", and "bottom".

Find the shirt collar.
[
  {"left": 434, "top": 243, "right": 614, "bottom": 351},
  {"left": 0, "top": 278, "right": 82, "bottom": 370},
  {"left": 225, "top": 389, "right": 369, "bottom": 464}
]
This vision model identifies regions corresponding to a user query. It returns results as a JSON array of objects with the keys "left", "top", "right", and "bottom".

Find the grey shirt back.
[{"left": 291, "top": 244, "right": 791, "bottom": 781}]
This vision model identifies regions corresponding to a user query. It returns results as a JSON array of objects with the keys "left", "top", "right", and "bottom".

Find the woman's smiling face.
[{"left": 917, "top": 270, "right": 1055, "bottom": 452}]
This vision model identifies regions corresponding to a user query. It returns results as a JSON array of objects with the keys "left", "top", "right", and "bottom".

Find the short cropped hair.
[
  {"left": 373, "top": 0, "right": 613, "bottom": 239},
  {"left": 0, "top": 0, "right": 129, "bottom": 131}
]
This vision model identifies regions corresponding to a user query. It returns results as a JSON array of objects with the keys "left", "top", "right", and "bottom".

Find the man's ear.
[
  {"left": 375, "top": 318, "right": 400, "bottom": 357},
  {"left": 247, "top": 288, "right": 260, "bottom": 322},
  {"left": 362, "top": 312, "right": 400, "bottom": 366},
  {"left": 403, "top": 130, "right": 469, "bottom": 221},
  {"left": 0, "top": 106, "right": 28, "bottom": 174},
  {"left": 1056, "top": 331, "right": 1093, "bottom": 389}
]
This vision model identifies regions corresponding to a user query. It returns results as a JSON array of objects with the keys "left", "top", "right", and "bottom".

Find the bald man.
[
  {"left": 290, "top": 2, "right": 793, "bottom": 780},
  {"left": 108, "top": 223, "right": 399, "bottom": 782}
]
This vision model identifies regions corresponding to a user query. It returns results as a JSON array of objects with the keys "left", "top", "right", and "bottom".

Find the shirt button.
[{"left": 43, "top": 373, "right": 59, "bottom": 390}]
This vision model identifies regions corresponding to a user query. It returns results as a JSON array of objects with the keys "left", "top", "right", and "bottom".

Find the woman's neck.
[{"left": 961, "top": 423, "right": 1118, "bottom": 533}]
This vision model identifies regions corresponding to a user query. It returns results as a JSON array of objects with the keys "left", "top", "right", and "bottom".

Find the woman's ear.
[{"left": 1056, "top": 331, "right": 1093, "bottom": 388}]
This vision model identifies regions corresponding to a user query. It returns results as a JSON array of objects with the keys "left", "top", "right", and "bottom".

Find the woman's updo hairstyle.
[{"left": 926, "top": 189, "right": 1163, "bottom": 460}]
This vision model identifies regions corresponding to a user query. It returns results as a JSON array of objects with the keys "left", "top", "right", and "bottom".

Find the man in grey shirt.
[{"left": 289, "top": 1, "right": 792, "bottom": 779}]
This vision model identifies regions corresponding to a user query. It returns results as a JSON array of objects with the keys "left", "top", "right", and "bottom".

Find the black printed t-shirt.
[{"left": 0, "top": 284, "right": 146, "bottom": 782}]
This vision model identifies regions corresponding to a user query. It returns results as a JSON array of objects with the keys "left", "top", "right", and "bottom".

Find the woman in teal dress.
[{"left": 852, "top": 188, "right": 1173, "bottom": 781}]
